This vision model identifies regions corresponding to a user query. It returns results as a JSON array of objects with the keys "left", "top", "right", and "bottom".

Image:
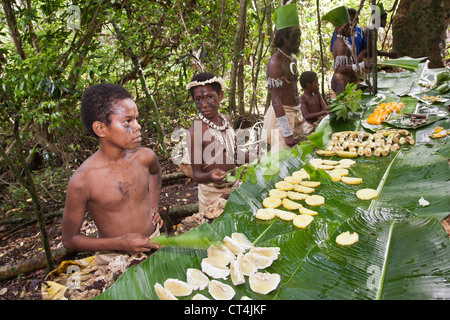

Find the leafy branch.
[{"left": 329, "top": 83, "right": 363, "bottom": 121}]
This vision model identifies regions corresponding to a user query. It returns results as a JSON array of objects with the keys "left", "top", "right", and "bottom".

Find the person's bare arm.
[
  {"left": 267, "top": 59, "right": 297, "bottom": 147},
  {"left": 146, "top": 148, "right": 163, "bottom": 227},
  {"left": 186, "top": 127, "right": 227, "bottom": 184}
]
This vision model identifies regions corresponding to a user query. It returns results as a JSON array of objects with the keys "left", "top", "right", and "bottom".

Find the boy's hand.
[
  {"left": 152, "top": 210, "right": 163, "bottom": 228},
  {"left": 120, "top": 233, "right": 160, "bottom": 253},
  {"left": 210, "top": 169, "right": 227, "bottom": 184}
]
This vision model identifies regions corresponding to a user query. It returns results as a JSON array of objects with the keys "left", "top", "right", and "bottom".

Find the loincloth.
[
  {"left": 42, "top": 227, "right": 160, "bottom": 300},
  {"left": 261, "top": 104, "right": 305, "bottom": 152},
  {"left": 198, "top": 180, "right": 239, "bottom": 214}
]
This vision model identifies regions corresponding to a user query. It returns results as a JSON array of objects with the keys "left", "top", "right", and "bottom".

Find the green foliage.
[{"left": 328, "top": 83, "right": 362, "bottom": 120}]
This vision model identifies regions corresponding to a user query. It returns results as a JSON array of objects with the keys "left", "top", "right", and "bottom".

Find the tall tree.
[{"left": 392, "top": 0, "right": 450, "bottom": 68}]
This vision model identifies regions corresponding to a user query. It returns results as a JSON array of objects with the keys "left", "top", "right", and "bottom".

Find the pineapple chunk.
[
  {"left": 299, "top": 207, "right": 318, "bottom": 216},
  {"left": 330, "top": 168, "right": 349, "bottom": 176},
  {"left": 305, "top": 195, "right": 325, "bottom": 206},
  {"left": 282, "top": 198, "right": 303, "bottom": 210},
  {"left": 300, "top": 181, "right": 321, "bottom": 188},
  {"left": 292, "top": 168, "right": 310, "bottom": 180},
  {"left": 269, "top": 189, "right": 288, "bottom": 199},
  {"left": 356, "top": 188, "right": 378, "bottom": 200},
  {"left": 255, "top": 208, "right": 276, "bottom": 220},
  {"left": 275, "top": 181, "right": 294, "bottom": 191},
  {"left": 274, "top": 209, "right": 298, "bottom": 221},
  {"left": 293, "top": 185, "right": 315, "bottom": 194},
  {"left": 293, "top": 215, "right": 314, "bottom": 228},
  {"left": 341, "top": 176, "right": 363, "bottom": 185},
  {"left": 336, "top": 231, "right": 359, "bottom": 246},
  {"left": 287, "top": 191, "right": 309, "bottom": 201},
  {"left": 323, "top": 160, "right": 339, "bottom": 166},
  {"left": 262, "top": 196, "right": 282, "bottom": 208},
  {"left": 284, "top": 176, "right": 302, "bottom": 184}
]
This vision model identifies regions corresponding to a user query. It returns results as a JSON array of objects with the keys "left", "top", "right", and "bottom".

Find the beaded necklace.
[
  {"left": 199, "top": 113, "right": 235, "bottom": 160},
  {"left": 277, "top": 48, "right": 298, "bottom": 76}
]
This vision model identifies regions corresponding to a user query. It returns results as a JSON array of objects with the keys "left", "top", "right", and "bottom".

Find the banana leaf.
[
  {"left": 95, "top": 140, "right": 450, "bottom": 300},
  {"left": 94, "top": 62, "right": 449, "bottom": 301},
  {"left": 378, "top": 56, "right": 427, "bottom": 71}
]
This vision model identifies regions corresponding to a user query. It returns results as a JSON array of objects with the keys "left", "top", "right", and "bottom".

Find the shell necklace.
[
  {"left": 199, "top": 113, "right": 235, "bottom": 159},
  {"left": 278, "top": 48, "right": 298, "bottom": 76}
]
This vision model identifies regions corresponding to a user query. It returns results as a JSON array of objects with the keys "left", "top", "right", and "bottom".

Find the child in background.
[{"left": 299, "top": 71, "right": 330, "bottom": 135}]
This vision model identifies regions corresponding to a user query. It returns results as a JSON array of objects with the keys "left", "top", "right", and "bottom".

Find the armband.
[
  {"left": 334, "top": 56, "right": 349, "bottom": 70},
  {"left": 276, "top": 115, "right": 293, "bottom": 137},
  {"left": 352, "top": 62, "right": 366, "bottom": 72},
  {"left": 267, "top": 77, "right": 283, "bottom": 89}
]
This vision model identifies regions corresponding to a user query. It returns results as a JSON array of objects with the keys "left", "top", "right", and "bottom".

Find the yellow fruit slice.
[
  {"left": 293, "top": 184, "right": 315, "bottom": 194},
  {"left": 341, "top": 176, "right": 363, "bottom": 185},
  {"left": 339, "top": 159, "right": 356, "bottom": 166},
  {"left": 262, "top": 196, "right": 282, "bottom": 208},
  {"left": 269, "top": 189, "right": 288, "bottom": 199},
  {"left": 186, "top": 268, "right": 210, "bottom": 290},
  {"left": 245, "top": 252, "right": 273, "bottom": 269},
  {"left": 208, "top": 280, "right": 235, "bottom": 300},
  {"left": 317, "top": 164, "right": 335, "bottom": 170},
  {"left": 275, "top": 181, "right": 294, "bottom": 191},
  {"left": 249, "top": 247, "right": 280, "bottom": 260},
  {"left": 336, "top": 231, "right": 359, "bottom": 246},
  {"left": 315, "top": 150, "right": 336, "bottom": 156},
  {"left": 329, "top": 173, "right": 342, "bottom": 182},
  {"left": 154, "top": 283, "right": 177, "bottom": 300},
  {"left": 356, "top": 188, "right": 378, "bottom": 200},
  {"left": 274, "top": 209, "right": 298, "bottom": 221},
  {"left": 309, "top": 158, "right": 323, "bottom": 167},
  {"left": 282, "top": 198, "right": 303, "bottom": 210},
  {"left": 249, "top": 272, "right": 281, "bottom": 294},
  {"left": 331, "top": 168, "right": 349, "bottom": 176},
  {"left": 323, "top": 160, "right": 339, "bottom": 166},
  {"left": 284, "top": 176, "right": 302, "bottom": 184},
  {"left": 305, "top": 195, "right": 325, "bottom": 206},
  {"left": 230, "top": 259, "right": 245, "bottom": 286},
  {"left": 336, "top": 150, "right": 358, "bottom": 158},
  {"left": 299, "top": 207, "right": 318, "bottom": 216},
  {"left": 287, "top": 191, "right": 309, "bottom": 201},
  {"left": 164, "top": 279, "right": 193, "bottom": 297},
  {"left": 255, "top": 208, "right": 276, "bottom": 220},
  {"left": 300, "top": 181, "right": 321, "bottom": 188},
  {"left": 335, "top": 164, "right": 351, "bottom": 169},
  {"left": 293, "top": 214, "right": 314, "bottom": 228},
  {"left": 292, "top": 168, "right": 310, "bottom": 180},
  {"left": 236, "top": 253, "right": 257, "bottom": 276}
]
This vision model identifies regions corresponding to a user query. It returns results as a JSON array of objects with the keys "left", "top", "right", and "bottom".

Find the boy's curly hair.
[{"left": 81, "top": 83, "right": 132, "bottom": 137}]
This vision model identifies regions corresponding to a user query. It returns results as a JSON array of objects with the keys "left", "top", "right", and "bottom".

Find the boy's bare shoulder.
[{"left": 131, "top": 146, "right": 157, "bottom": 163}]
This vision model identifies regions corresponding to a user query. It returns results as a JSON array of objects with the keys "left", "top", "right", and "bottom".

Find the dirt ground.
[{"left": 0, "top": 159, "right": 199, "bottom": 300}]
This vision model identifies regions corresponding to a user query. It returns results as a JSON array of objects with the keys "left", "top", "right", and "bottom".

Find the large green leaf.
[
  {"left": 95, "top": 63, "right": 450, "bottom": 300},
  {"left": 95, "top": 141, "right": 450, "bottom": 300}
]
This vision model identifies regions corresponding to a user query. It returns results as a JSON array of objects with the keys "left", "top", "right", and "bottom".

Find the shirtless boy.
[
  {"left": 299, "top": 71, "right": 330, "bottom": 135},
  {"left": 186, "top": 72, "right": 252, "bottom": 213},
  {"left": 62, "top": 83, "right": 162, "bottom": 254}
]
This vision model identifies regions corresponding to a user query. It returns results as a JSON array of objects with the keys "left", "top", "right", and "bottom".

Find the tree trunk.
[
  {"left": 228, "top": 0, "right": 248, "bottom": 117},
  {"left": 392, "top": 0, "right": 450, "bottom": 68}
]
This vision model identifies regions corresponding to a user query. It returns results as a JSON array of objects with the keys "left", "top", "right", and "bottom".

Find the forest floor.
[{"left": 0, "top": 158, "right": 200, "bottom": 300}]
